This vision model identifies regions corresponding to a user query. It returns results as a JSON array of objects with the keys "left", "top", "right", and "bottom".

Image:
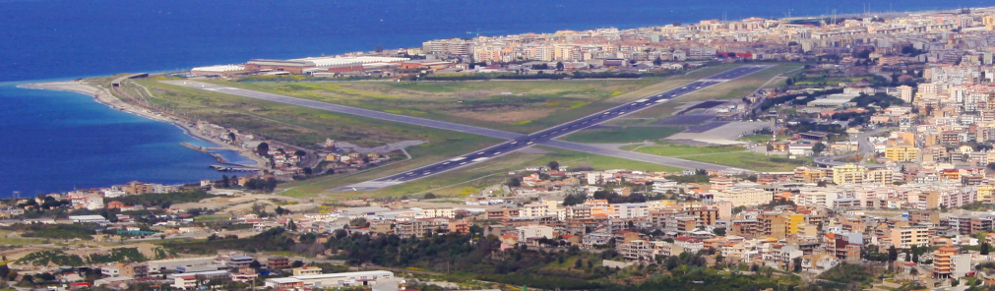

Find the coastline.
[{"left": 17, "top": 80, "right": 270, "bottom": 173}]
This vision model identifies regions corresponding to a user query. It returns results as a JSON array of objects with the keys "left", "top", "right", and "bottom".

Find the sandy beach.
[{"left": 18, "top": 80, "right": 270, "bottom": 170}]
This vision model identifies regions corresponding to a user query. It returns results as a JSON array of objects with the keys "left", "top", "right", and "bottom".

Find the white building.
[
  {"left": 611, "top": 203, "right": 648, "bottom": 219},
  {"left": 516, "top": 225, "right": 554, "bottom": 243},
  {"left": 264, "top": 270, "right": 395, "bottom": 289}
]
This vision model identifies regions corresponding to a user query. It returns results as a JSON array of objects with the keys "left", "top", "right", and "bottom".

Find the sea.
[{"left": 0, "top": 0, "right": 991, "bottom": 197}]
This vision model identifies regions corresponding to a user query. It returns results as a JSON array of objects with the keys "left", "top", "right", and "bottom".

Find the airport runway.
[
  {"left": 161, "top": 66, "right": 772, "bottom": 191},
  {"left": 329, "top": 65, "right": 773, "bottom": 191},
  {"left": 161, "top": 80, "right": 525, "bottom": 140}
]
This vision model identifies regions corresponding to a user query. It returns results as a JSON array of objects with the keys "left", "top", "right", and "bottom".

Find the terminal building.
[{"left": 265, "top": 270, "right": 396, "bottom": 289}]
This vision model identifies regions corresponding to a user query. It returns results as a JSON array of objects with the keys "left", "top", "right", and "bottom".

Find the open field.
[
  {"left": 615, "top": 142, "right": 808, "bottom": 171},
  {"left": 282, "top": 147, "right": 682, "bottom": 199},
  {"left": 561, "top": 127, "right": 683, "bottom": 143},
  {"left": 277, "top": 132, "right": 501, "bottom": 198},
  {"left": 681, "top": 152, "right": 810, "bottom": 172},
  {"left": 130, "top": 78, "right": 499, "bottom": 149},
  {"left": 204, "top": 65, "right": 744, "bottom": 134},
  {"left": 207, "top": 77, "right": 659, "bottom": 133},
  {"left": 0, "top": 230, "right": 45, "bottom": 246}
]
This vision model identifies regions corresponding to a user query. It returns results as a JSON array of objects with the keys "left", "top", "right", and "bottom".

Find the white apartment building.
[{"left": 710, "top": 187, "right": 772, "bottom": 207}]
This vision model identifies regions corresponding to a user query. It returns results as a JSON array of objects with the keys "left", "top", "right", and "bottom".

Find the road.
[
  {"left": 161, "top": 80, "right": 525, "bottom": 140},
  {"left": 331, "top": 65, "right": 773, "bottom": 191},
  {"left": 813, "top": 128, "right": 886, "bottom": 168},
  {"left": 163, "top": 66, "right": 772, "bottom": 191}
]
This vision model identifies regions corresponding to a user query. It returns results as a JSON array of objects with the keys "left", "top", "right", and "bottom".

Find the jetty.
[
  {"left": 210, "top": 165, "right": 258, "bottom": 172},
  {"left": 180, "top": 142, "right": 226, "bottom": 153}
]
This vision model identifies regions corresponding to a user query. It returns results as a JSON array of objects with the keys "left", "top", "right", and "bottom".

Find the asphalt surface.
[
  {"left": 813, "top": 128, "right": 886, "bottom": 168},
  {"left": 162, "top": 66, "right": 772, "bottom": 191},
  {"left": 161, "top": 80, "right": 525, "bottom": 140},
  {"left": 332, "top": 65, "right": 773, "bottom": 191}
]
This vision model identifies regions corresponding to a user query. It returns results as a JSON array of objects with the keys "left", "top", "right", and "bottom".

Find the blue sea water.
[{"left": 0, "top": 0, "right": 991, "bottom": 196}]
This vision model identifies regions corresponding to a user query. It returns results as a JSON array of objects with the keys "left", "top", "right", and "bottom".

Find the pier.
[{"left": 210, "top": 165, "right": 258, "bottom": 172}]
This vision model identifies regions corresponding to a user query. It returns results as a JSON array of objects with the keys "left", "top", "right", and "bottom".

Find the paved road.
[
  {"left": 813, "top": 128, "right": 886, "bottom": 168},
  {"left": 333, "top": 65, "right": 773, "bottom": 191},
  {"left": 161, "top": 80, "right": 525, "bottom": 140},
  {"left": 162, "top": 66, "right": 772, "bottom": 191}
]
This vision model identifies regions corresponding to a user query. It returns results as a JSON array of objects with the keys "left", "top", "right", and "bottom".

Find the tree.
[
  {"left": 792, "top": 257, "right": 802, "bottom": 272},
  {"left": 653, "top": 56, "right": 663, "bottom": 66},
  {"left": 374, "top": 45, "right": 384, "bottom": 53},
  {"left": 713, "top": 227, "right": 726, "bottom": 236},
  {"left": 556, "top": 61, "right": 565, "bottom": 71},
  {"left": 812, "top": 142, "right": 827, "bottom": 156},
  {"left": 294, "top": 150, "right": 306, "bottom": 158},
  {"left": 547, "top": 161, "right": 560, "bottom": 171},
  {"left": 982, "top": 242, "right": 990, "bottom": 255},
  {"left": 888, "top": 245, "right": 898, "bottom": 262},
  {"left": 221, "top": 175, "right": 230, "bottom": 188},
  {"left": 256, "top": 142, "right": 270, "bottom": 157},
  {"left": 575, "top": 258, "right": 584, "bottom": 269},
  {"left": 286, "top": 219, "right": 298, "bottom": 231},
  {"left": 423, "top": 193, "right": 437, "bottom": 199},
  {"left": 291, "top": 260, "right": 305, "bottom": 268},
  {"left": 505, "top": 177, "right": 521, "bottom": 187}
]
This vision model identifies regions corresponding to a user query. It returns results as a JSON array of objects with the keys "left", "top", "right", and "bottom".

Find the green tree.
[
  {"left": 547, "top": 161, "right": 560, "bottom": 171},
  {"left": 812, "top": 142, "right": 827, "bottom": 156},
  {"left": 256, "top": 142, "right": 270, "bottom": 157},
  {"left": 505, "top": 177, "right": 521, "bottom": 187},
  {"left": 888, "top": 245, "right": 898, "bottom": 262},
  {"left": 982, "top": 242, "right": 990, "bottom": 255},
  {"left": 556, "top": 62, "right": 565, "bottom": 71}
]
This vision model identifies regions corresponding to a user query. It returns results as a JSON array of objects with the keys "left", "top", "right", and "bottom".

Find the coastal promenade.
[{"left": 163, "top": 65, "right": 771, "bottom": 191}]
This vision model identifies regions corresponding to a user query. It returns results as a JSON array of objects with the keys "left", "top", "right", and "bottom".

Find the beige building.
[
  {"left": 885, "top": 146, "right": 920, "bottom": 162},
  {"left": 832, "top": 164, "right": 867, "bottom": 185},
  {"left": 890, "top": 226, "right": 930, "bottom": 249},
  {"left": 710, "top": 188, "right": 772, "bottom": 207}
]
